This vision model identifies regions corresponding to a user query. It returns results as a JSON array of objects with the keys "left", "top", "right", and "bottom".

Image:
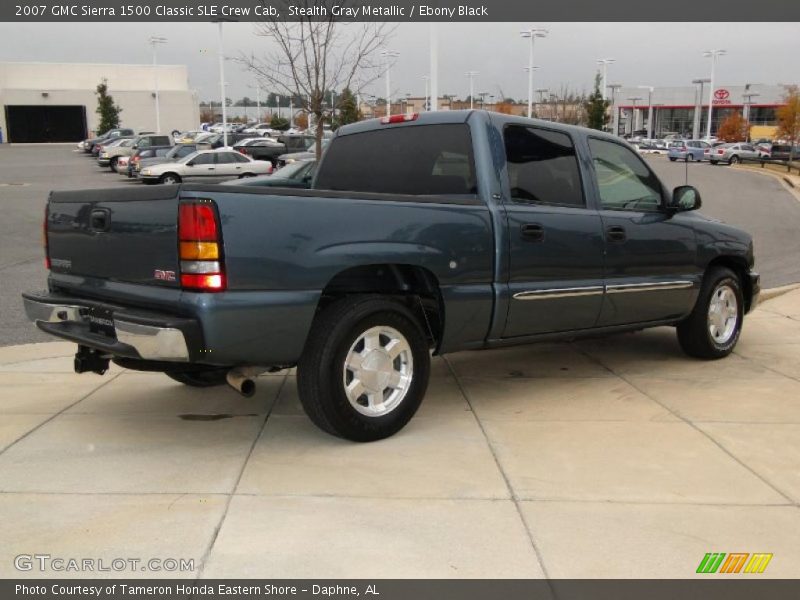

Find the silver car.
[{"left": 709, "top": 142, "right": 759, "bottom": 165}]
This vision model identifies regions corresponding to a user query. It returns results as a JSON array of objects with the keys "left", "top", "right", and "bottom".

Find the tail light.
[
  {"left": 132, "top": 155, "right": 140, "bottom": 164},
  {"left": 43, "top": 205, "right": 50, "bottom": 270},
  {"left": 380, "top": 113, "right": 419, "bottom": 124},
  {"left": 717, "top": 149, "right": 724, "bottom": 154},
  {"left": 237, "top": 147, "right": 247, "bottom": 155},
  {"left": 178, "top": 202, "right": 225, "bottom": 291}
]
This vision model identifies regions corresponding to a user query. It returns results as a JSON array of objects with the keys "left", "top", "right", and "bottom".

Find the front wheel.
[
  {"left": 160, "top": 173, "right": 181, "bottom": 184},
  {"left": 669, "top": 157, "right": 676, "bottom": 162},
  {"left": 729, "top": 155, "right": 740, "bottom": 165},
  {"left": 297, "top": 295, "right": 431, "bottom": 442},
  {"left": 677, "top": 267, "right": 743, "bottom": 359}
]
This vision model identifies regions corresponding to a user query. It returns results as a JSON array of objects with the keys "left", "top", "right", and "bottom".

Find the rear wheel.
[
  {"left": 166, "top": 368, "right": 228, "bottom": 387},
  {"left": 239, "top": 172, "right": 255, "bottom": 178},
  {"left": 297, "top": 295, "right": 431, "bottom": 442},
  {"left": 160, "top": 173, "right": 181, "bottom": 184},
  {"left": 729, "top": 155, "right": 740, "bottom": 165},
  {"left": 669, "top": 157, "right": 676, "bottom": 162},
  {"left": 677, "top": 267, "right": 743, "bottom": 359},
  {"left": 109, "top": 157, "right": 118, "bottom": 172}
]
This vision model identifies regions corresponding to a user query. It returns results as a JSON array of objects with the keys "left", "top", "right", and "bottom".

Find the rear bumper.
[
  {"left": 22, "top": 291, "right": 199, "bottom": 362},
  {"left": 97, "top": 158, "right": 111, "bottom": 166}
]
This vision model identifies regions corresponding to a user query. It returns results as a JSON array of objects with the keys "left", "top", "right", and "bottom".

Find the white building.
[{"left": 0, "top": 62, "right": 199, "bottom": 143}]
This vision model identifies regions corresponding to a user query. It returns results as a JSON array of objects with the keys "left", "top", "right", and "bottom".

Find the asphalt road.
[{"left": 1, "top": 144, "right": 799, "bottom": 347}]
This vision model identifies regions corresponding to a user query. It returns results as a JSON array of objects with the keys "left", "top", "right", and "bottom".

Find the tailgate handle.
[{"left": 90, "top": 208, "right": 111, "bottom": 232}]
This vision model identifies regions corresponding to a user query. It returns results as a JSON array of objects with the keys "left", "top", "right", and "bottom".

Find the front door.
[
  {"left": 586, "top": 137, "right": 699, "bottom": 327},
  {"left": 501, "top": 125, "right": 605, "bottom": 338}
]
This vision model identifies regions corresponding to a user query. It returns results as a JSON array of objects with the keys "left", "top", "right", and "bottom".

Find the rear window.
[{"left": 315, "top": 124, "right": 477, "bottom": 196}]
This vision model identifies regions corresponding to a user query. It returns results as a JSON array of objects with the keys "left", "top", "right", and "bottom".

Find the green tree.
[
  {"left": 334, "top": 88, "right": 359, "bottom": 129},
  {"left": 95, "top": 79, "right": 122, "bottom": 134},
  {"left": 270, "top": 113, "right": 290, "bottom": 131},
  {"left": 584, "top": 72, "right": 609, "bottom": 131}
]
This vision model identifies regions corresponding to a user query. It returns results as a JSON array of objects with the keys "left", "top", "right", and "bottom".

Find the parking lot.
[{"left": 1, "top": 142, "right": 800, "bottom": 578}]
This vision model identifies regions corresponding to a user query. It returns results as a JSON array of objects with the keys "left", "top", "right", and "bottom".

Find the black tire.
[
  {"left": 160, "top": 173, "right": 181, "bottom": 184},
  {"left": 165, "top": 368, "right": 229, "bottom": 387},
  {"left": 297, "top": 295, "right": 431, "bottom": 442},
  {"left": 729, "top": 155, "right": 739, "bottom": 165},
  {"left": 239, "top": 172, "right": 255, "bottom": 178},
  {"left": 109, "top": 157, "right": 118, "bottom": 172},
  {"left": 669, "top": 157, "right": 676, "bottom": 162},
  {"left": 710, "top": 160, "right": 718, "bottom": 165},
  {"left": 677, "top": 267, "right": 744, "bottom": 359}
]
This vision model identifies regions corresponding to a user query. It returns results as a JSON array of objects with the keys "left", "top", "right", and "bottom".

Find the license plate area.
[{"left": 88, "top": 307, "right": 117, "bottom": 339}]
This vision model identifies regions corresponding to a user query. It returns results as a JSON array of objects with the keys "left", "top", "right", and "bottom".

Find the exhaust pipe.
[{"left": 226, "top": 368, "right": 259, "bottom": 397}]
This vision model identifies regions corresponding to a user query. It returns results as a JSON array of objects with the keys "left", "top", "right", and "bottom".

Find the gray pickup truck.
[{"left": 24, "top": 111, "right": 759, "bottom": 441}]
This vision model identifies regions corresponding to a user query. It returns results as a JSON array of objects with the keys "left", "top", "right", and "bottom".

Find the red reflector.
[
  {"left": 380, "top": 113, "right": 419, "bottom": 125},
  {"left": 180, "top": 273, "right": 225, "bottom": 291},
  {"left": 179, "top": 204, "right": 218, "bottom": 241}
]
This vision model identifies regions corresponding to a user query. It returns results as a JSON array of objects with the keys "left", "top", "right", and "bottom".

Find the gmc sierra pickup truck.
[{"left": 24, "top": 111, "right": 760, "bottom": 441}]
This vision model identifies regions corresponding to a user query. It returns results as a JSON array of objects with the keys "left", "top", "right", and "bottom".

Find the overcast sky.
[{"left": 0, "top": 22, "right": 797, "bottom": 102}]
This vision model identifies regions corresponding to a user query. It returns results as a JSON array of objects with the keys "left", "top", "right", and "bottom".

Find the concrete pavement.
[{"left": 1, "top": 290, "right": 799, "bottom": 579}]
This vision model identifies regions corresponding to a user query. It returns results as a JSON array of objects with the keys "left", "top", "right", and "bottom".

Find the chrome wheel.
[
  {"left": 707, "top": 284, "right": 738, "bottom": 344},
  {"left": 342, "top": 325, "right": 413, "bottom": 417}
]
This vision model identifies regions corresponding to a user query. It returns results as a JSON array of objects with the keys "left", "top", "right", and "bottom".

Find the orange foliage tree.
[
  {"left": 494, "top": 102, "right": 513, "bottom": 114},
  {"left": 716, "top": 112, "right": 750, "bottom": 142},
  {"left": 776, "top": 85, "right": 800, "bottom": 164}
]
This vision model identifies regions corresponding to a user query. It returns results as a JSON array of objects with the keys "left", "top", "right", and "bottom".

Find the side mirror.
[
  {"left": 669, "top": 185, "right": 701, "bottom": 212},
  {"left": 186, "top": 161, "right": 195, "bottom": 167}
]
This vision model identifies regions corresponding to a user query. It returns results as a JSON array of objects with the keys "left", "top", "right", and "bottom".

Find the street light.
[
  {"left": 422, "top": 75, "right": 430, "bottom": 111},
  {"left": 638, "top": 85, "right": 654, "bottom": 140},
  {"left": 381, "top": 50, "right": 399, "bottom": 116},
  {"left": 607, "top": 83, "right": 622, "bottom": 135},
  {"left": 627, "top": 96, "right": 643, "bottom": 135},
  {"left": 465, "top": 71, "right": 479, "bottom": 109},
  {"left": 691, "top": 77, "right": 711, "bottom": 140},
  {"left": 148, "top": 36, "right": 167, "bottom": 133},
  {"left": 597, "top": 58, "right": 615, "bottom": 100},
  {"left": 212, "top": 19, "right": 237, "bottom": 148},
  {"left": 520, "top": 27, "right": 548, "bottom": 118},
  {"left": 703, "top": 49, "right": 727, "bottom": 139},
  {"left": 742, "top": 84, "right": 759, "bottom": 123}
]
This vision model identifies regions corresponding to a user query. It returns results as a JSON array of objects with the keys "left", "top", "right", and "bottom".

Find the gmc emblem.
[{"left": 154, "top": 269, "right": 176, "bottom": 282}]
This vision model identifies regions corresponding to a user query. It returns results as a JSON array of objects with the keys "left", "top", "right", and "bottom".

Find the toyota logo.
[{"left": 714, "top": 89, "right": 730, "bottom": 100}]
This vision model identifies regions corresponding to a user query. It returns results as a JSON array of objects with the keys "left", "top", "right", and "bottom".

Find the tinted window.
[
  {"left": 232, "top": 153, "right": 250, "bottom": 163},
  {"left": 216, "top": 153, "right": 236, "bottom": 164},
  {"left": 588, "top": 138, "right": 663, "bottom": 212},
  {"left": 315, "top": 125, "right": 476, "bottom": 196},
  {"left": 503, "top": 125, "right": 584, "bottom": 207},
  {"left": 191, "top": 153, "right": 215, "bottom": 165}
]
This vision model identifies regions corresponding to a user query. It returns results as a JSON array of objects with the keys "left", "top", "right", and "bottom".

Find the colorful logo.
[
  {"left": 697, "top": 553, "right": 773, "bottom": 574},
  {"left": 714, "top": 89, "right": 731, "bottom": 100}
]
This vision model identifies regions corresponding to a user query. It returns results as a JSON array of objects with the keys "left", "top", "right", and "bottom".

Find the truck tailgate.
[{"left": 47, "top": 186, "right": 181, "bottom": 287}]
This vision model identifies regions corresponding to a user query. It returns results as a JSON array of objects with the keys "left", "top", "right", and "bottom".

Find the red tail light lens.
[
  {"left": 178, "top": 202, "right": 225, "bottom": 292},
  {"left": 717, "top": 149, "right": 724, "bottom": 154}
]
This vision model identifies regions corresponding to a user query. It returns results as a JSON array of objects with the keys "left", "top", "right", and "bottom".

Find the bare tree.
[{"left": 241, "top": 0, "right": 394, "bottom": 155}]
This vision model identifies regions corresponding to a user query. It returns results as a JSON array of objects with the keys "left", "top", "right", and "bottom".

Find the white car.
[
  {"left": 138, "top": 149, "right": 274, "bottom": 184},
  {"left": 243, "top": 123, "right": 277, "bottom": 136}
]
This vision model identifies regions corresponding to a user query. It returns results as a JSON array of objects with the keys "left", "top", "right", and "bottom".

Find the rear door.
[
  {"left": 587, "top": 137, "right": 698, "bottom": 326},
  {"left": 501, "top": 124, "right": 605, "bottom": 337}
]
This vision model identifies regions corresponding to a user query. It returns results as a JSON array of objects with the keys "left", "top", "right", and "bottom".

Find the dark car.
[
  {"left": 24, "top": 110, "right": 759, "bottom": 442},
  {"left": 81, "top": 128, "right": 134, "bottom": 153},
  {"left": 222, "top": 159, "right": 316, "bottom": 188},
  {"left": 126, "top": 146, "right": 173, "bottom": 178},
  {"left": 240, "top": 135, "right": 315, "bottom": 165},
  {"left": 769, "top": 144, "right": 799, "bottom": 161}
]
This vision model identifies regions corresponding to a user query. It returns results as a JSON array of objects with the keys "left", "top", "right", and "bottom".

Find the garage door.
[{"left": 4, "top": 105, "right": 87, "bottom": 143}]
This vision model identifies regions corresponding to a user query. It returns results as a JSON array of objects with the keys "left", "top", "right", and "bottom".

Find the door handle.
[
  {"left": 606, "top": 225, "right": 626, "bottom": 242},
  {"left": 521, "top": 223, "right": 545, "bottom": 242}
]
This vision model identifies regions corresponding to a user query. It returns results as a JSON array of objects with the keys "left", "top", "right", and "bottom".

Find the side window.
[
  {"left": 503, "top": 125, "right": 584, "bottom": 207},
  {"left": 192, "top": 153, "right": 215, "bottom": 165},
  {"left": 216, "top": 153, "right": 235, "bottom": 164},
  {"left": 232, "top": 153, "right": 250, "bottom": 163},
  {"left": 588, "top": 138, "right": 664, "bottom": 212}
]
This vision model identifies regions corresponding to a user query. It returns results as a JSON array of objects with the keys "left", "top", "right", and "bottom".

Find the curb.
[{"left": 760, "top": 282, "right": 800, "bottom": 302}]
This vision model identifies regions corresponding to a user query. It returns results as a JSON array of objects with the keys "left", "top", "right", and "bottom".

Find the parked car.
[
  {"left": 134, "top": 143, "right": 211, "bottom": 177},
  {"left": 243, "top": 123, "right": 278, "bottom": 136},
  {"left": 668, "top": 140, "right": 710, "bottom": 162},
  {"left": 25, "top": 111, "right": 759, "bottom": 441},
  {"left": 276, "top": 138, "right": 330, "bottom": 167},
  {"left": 80, "top": 128, "right": 134, "bottom": 153},
  {"left": 96, "top": 138, "right": 136, "bottom": 169},
  {"left": 138, "top": 149, "right": 273, "bottom": 184},
  {"left": 124, "top": 146, "right": 173, "bottom": 178},
  {"left": 768, "top": 144, "right": 799, "bottom": 161},
  {"left": 239, "top": 134, "right": 315, "bottom": 165},
  {"left": 222, "top": 159, "right": 316, "bottom": 188},
  {"left": 709, "top": 143, "right": 759, "bottom": 165}
]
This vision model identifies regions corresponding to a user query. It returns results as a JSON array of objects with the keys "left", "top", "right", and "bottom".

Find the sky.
[{"left": 0, "top": 22, "right": 797, "bottom": 103}]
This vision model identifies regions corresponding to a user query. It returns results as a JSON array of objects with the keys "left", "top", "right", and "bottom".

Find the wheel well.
[
  {"left": 707, "top": 256, "right": 753, "bottom": 312},
  {"left": 317, "top": 264, "right": 444, "bottom": 351}
]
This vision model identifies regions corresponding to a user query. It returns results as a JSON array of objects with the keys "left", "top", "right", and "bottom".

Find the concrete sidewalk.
[{"left": 1, "top": 290, "right": 799, "bottom": 579}]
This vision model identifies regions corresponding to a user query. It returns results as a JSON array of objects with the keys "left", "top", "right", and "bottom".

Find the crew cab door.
[
  {"left": 501, "top": 125, "right": 605, "bottom": 337},
  {"left": 586, "top": 137, "right": 698, "bottom": 326}
]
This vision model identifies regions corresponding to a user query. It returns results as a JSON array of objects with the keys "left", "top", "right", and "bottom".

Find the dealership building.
[
  {"left": 0, "top": 62, "right": 199, "bottom": 143},
  {"left": 613, "top": 84, "right": 789, "bottom": 138}
]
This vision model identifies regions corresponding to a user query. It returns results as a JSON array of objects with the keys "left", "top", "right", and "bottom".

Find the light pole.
[
  {"left": 465, "top": 71, "right": 479, "bottom": 109},
  {"left": 742, "top": 84, "right": 759, "bottom": 123},
  {"left": 607, "top": 83, "right": 622, "bottom": 135},
  {"left": 652, "top": 103, "right": 664, "bottom": 138},
  {"left": 381, "top": 50, "right": 399, "bottom": 116},
  {"left": 422, "top": 75, "right": 430, "bottom": 111},
  {"left": 520, "top": 27, "right": 548, "bottom": 118},
  {"left": 148, "top": 36, "right": 167, "bottom": 133},
  {"left": 597, "top": 59, "right": 615, "bottom": 100},
  {"left": 638, "top": 85, "right": 654, "bottom": 140},
  {"left": 704, "top": 49, "right": 727, "bottom": 139},
  {"left": 215, "top": 22, "right": 230, "bottom": 147},
  {"left": 429, "top": 24, "right": 438, "bottom": 111},
  {"left": 627, "top": 96, "right": 642, "bottom": 135},
  {"left": 478, "top": 92, "right": 489, "bottom": 109},
  {"left": 691, "top": 78, "right": 711, "bottom": 140}
]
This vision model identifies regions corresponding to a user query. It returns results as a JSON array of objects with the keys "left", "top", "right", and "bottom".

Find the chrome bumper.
[{"left": 23, "top": 294, "right": 191, "bottom": 362}]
